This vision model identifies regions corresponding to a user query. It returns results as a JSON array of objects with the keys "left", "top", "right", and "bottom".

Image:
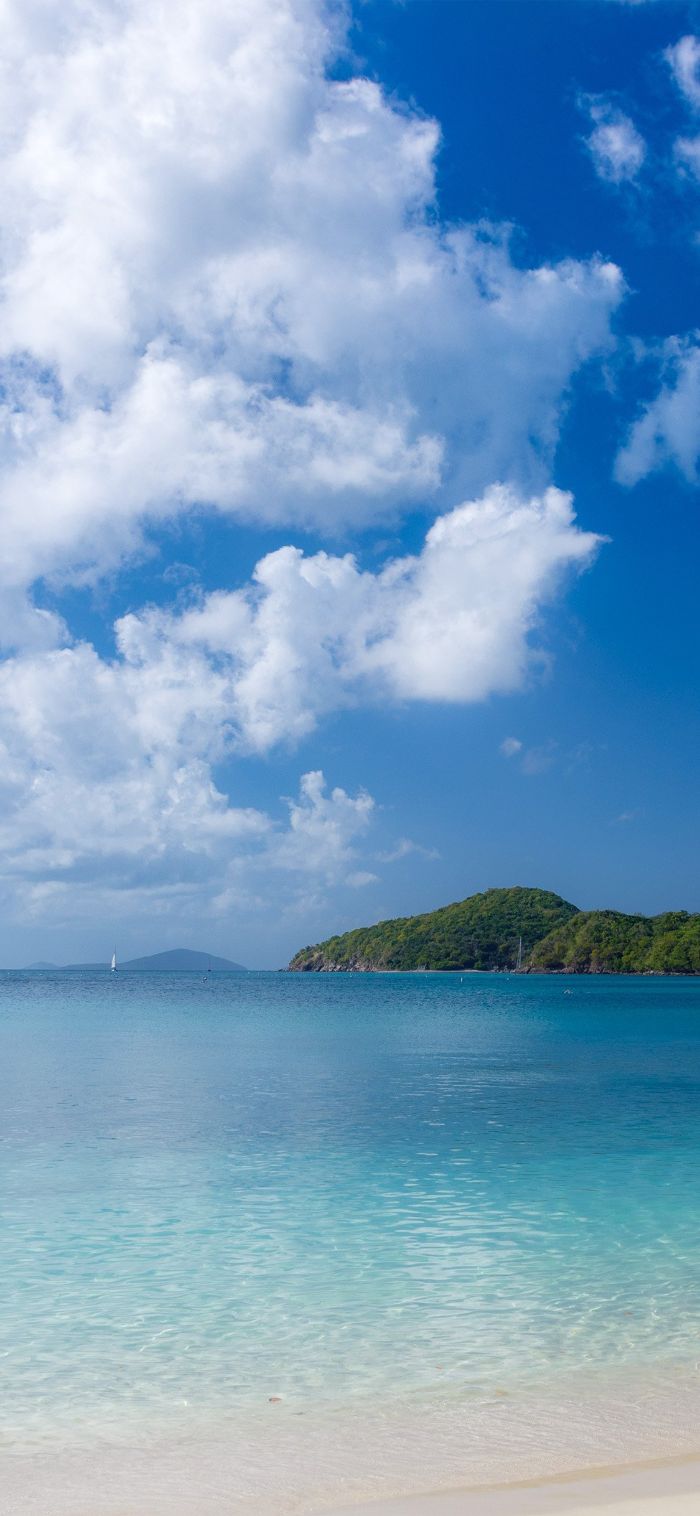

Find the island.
[
  {"left": 32, "top": 949, "right": 247, "bottom": 972},
  {"left": 288, "top": 886, "right": 700, "bottom": 974}
]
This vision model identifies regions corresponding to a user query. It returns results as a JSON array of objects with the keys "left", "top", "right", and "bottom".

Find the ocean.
[{"left": 2, "top": 969, "right": 700, "bottom": 1513}]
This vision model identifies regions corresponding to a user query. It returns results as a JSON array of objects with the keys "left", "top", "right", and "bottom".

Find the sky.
[{"left": 0, "top": 0, "right": 699, "bottom": 968}]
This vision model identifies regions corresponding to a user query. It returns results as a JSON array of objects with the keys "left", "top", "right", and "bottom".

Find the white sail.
[{"left": 111, "top": 950, "right": 117, "bottom": 972}]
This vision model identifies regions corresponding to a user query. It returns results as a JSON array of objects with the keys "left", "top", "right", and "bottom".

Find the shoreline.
[
  {"left": 286, "top": 966, "right": 700, "bottom": 976},
  {"left": 322, "top": 1454, "right": 700, "bottom": 1516},
  {"left": 5, "top": 1449, "right": 700, "bottom": 1516},
  {"left": 5, "top": 1368, "right": 700, "bottom": 1516}
]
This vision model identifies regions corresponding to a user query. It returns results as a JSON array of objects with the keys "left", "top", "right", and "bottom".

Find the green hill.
[
  {"left": 289, "top": 887, "right": 577, "bottom": 972},
  {"left": 289, "top": 889, "right": 700, "bottom": 974},
  {"left": 530, "top": 910, "right": 700, "bottom": 974}
]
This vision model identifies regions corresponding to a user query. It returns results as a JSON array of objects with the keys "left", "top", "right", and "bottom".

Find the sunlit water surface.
[{"left": 1, "top": 970, "right": 699, "bottom": 1509}]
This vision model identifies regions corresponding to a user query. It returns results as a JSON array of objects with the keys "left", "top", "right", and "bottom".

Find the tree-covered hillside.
[
  {"left": 530, "top": 910, "right": 700, "bottom": 974},
  {"left": 289, "top": 887, "right": 578, "bottom": 971},
  {"left": 289, "top": 889, "right": 700, "bottom": 973}
]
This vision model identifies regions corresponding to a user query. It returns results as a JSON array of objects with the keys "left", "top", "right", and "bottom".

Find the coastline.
[
  {"left": 323, "top": 1455, "right": 700, "bottom": 1516},
  {"left": 5, "top": 1364, "right": 700, "bottom": 1516},
  {"left": 5, "top": 1448, "right": 700, "bottom": 1516},
  {"left": 286, "top": 966, "right": 700, "bottom": 975}
]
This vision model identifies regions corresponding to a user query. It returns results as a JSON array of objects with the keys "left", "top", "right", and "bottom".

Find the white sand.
[
  {"left": 4, "top": 1372, "right": 700, "bottom": 1515},
  {"left": 4, "top": 1451, "right": 700, "bottom": 1515},
  {"left": 323, "top": 1457, "right": 700, "bottom": 1516}
]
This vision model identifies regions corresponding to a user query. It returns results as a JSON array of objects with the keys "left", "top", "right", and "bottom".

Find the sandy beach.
[
  {"left": 324, "top": 1457, "right": 700, "bottom": 1516},
  {"left": 5, "top": 1404, "right": 700, "bottom": 1516},
  {"left": 5, "top": 1453, "right": 700, "bottom": 1516}
]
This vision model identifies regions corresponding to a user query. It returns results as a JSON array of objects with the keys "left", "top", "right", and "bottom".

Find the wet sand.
[
  {"left": 5, "top": 1373, "right": 700, "bottom": 1515},
  {"left": 323, "top": 1455, "right": 700, "bottom": 1516},
  {"left": 5, "top": 1447, "right": 700, "bottom": 1516}
]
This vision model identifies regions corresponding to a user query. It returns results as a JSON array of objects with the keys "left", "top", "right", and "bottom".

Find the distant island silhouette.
[{"left": 23, "top": 949, "right": 247, "bottom": 972}]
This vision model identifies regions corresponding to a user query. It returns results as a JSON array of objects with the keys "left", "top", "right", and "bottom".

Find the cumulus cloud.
[
  {"left": 674, "top": 135, "right": 700, "bottom": 180},
  {"left": 665, "top": 36, "right": 700, "bottom": 183},
  {"left": 582, "top": 97, "right": 646, "bottom": 184},
  {"left": 0, "top": 639, "right": 376, "bottom": 927},
  {"left": 0, "top": 633, "right": 373, "bottom": 891},
  {"left": 666, "top": 35, "right": 700, "bottom": 110},
  {"left": 274, "top": 771, "right": 374, "bottom": 877},
  {"left": 115, "top": 483, "right": 602, "bottom": 752},
  {"left": 598, "top": 36, "right": 700, "bottom": 495},
  {"left": 0, "top": 483, "right": 598, "bottom": 917},
  {"left": 615, "top": 337, "right": 700, "bottom": 485},
  {"left": 0, "top": 1, "right": 622, "bottom": 937},
  {"left": 0, "top": 0, "right": 622, "bottom": 637},
  {"left": 500, "top": 736, "right": 523, "bottom": 758}
]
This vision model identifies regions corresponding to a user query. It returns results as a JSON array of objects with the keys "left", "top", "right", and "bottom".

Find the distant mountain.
[
  {"left": 56, "top": 949, "right": 247, "bottom": 971},
  {"left": 119, "top": 949, "right": 246, "bottom": 971},
  {"left": 289, "top": 887, "right": 700, "bottom": 974},
  {"left": 24, "top": 960, "right": 60, "bottom": 970}
]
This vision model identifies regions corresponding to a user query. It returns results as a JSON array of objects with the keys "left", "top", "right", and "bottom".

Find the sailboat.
[
  {"left": 111, "top": 949, "right": 117, "bottom": 973},
  {"left": 516, "top": 936, "right": 523, "bottom": 972}
]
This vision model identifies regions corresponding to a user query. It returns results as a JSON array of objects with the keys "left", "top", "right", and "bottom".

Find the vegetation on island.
[
  {"left": 530, "top": 909, "right": 700, "bottom": 975},
  {"left": 288, "top": 887, "right": 700, "bottom": 974},
  {"left": 289, "top": 887, "right": 577, "bottom": 972}
]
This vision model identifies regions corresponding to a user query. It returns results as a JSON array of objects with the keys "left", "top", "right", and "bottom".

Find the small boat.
[{"left": 111, "top": 949, "right": 117, "bottom": 973}]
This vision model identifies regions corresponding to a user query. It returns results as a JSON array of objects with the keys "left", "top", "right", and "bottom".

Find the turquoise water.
[{"left": 1, "top": 969, "right": 700, "bottom": 1485}]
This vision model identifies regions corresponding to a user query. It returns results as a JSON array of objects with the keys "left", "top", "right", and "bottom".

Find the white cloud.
[
  {"left": 615, "top": 337, "right": 700, "bottom": 485},
  {"left": 674, "top": 135, "right": 700, "bottom": 181},
  {"left": 666, "top": 35, "right": 700, "bottom": 110},
  {"left": 116, "top": 483, "right": 601, "bottom": 752},
  {"left": 0, "top": 637, "right": 372, "bottom": 890},
  {"left": 600, "top": 39, "right": 700, "bottom": 494},
  {"left": 0, "top": 1, "right": 622, "bottom": 944},
  {"left": 0, "top": 483, "right": 598, "bottom": 918},
  {"left": 0, "top": 0, "right": 622, "bottom": 635},
  {"left": 582, "top": 97, "right": 646, "bottom": 184},
  {"left": 500, "top": 736, "right": 523, "bottom": 758},
  {"left": 274, "top": 770, "right": 375, "bottom": 877},
  {"left": 376, "top": 838, "right": 440, "bottom": 864},
  {"left": 0, "top": 638, "right": 375, "bottom": 928},
  {"left": 663, "top": 39, "right": 700, "bottom": 188}
]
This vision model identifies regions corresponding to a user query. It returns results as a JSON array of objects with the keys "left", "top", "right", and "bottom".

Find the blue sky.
[{"left": 0, "top": 0, "right": 699, "bottom": 967}]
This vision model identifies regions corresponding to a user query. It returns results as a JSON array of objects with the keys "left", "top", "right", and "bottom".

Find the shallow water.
[{"left": 1, "top": 970, "right": 699, "bottom": 1506}]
